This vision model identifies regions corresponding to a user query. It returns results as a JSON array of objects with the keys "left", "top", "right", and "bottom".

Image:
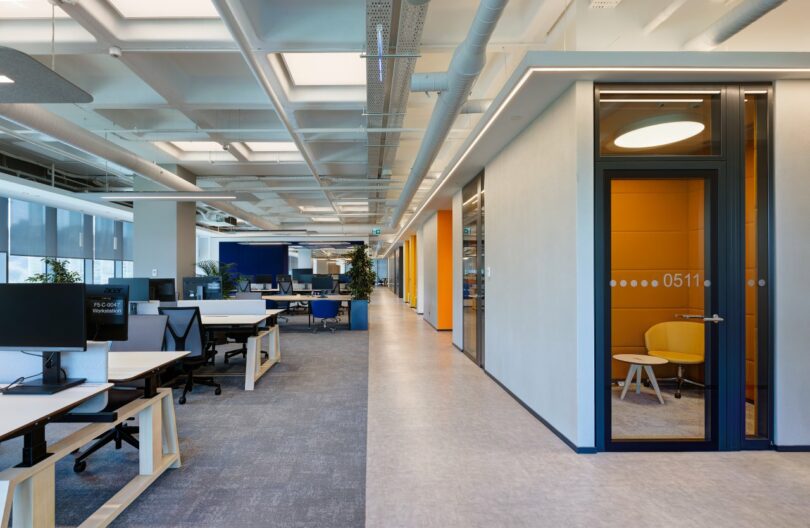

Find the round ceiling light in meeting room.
[{"left": 614, "top": 114, "right": 705, "bottom": 149}]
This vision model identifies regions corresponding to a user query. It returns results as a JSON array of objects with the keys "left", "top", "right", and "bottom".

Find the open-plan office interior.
[{"left": 2, "top": 0, "right": 810, "bottom": 526}]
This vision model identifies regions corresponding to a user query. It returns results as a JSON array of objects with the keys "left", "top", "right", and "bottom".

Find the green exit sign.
[
  {"left": 464, "top": 227, "right": 472, "bottom": 235},
  {"left": 372, "top": 228, "right": 382, "bottom": 236}
]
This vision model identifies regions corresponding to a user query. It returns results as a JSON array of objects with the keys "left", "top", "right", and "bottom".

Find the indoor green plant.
[
  {"left": 196, "top": 260, "right": 241, "bottom": 298},
  {"left": 346, "top": 244, "right": 376, "bottom": 330},
  {"left": 26, "top": 257, "right": 82, "bottom": 283}
]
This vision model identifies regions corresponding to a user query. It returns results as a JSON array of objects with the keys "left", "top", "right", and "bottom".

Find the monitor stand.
[{"left": 3, "top": 353, "right": 86, "bottom": 395}]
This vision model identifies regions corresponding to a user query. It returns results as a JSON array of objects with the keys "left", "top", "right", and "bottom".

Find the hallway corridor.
[{"left": 365, "top": 288, "right": 810, "bottom": 528}]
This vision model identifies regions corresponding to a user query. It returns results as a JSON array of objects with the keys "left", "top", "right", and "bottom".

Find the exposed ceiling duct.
[
  {"left": 0, "top": 103, "right": 278, "bottom": 230},
  {"left": 684, "top": 0, "right": 787, "bottom": 50},
  {"left": 388, "top": 0, "right": 508, "bottom": 229},
  {"left": 366, "top": 0, "right": 429, "bottom": 225}
]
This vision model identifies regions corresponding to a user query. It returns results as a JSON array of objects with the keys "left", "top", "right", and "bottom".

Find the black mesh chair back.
[
  {"left": 159, "top": 306, "right": 205, "bottom": 359},
  {"left": 279, "top": 280, "right": 294, "bottom": 295}
]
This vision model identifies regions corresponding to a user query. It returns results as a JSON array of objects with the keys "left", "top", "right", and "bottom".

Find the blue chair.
[{"left": 311, "top": 300, "right": 340, "bottom": 333}]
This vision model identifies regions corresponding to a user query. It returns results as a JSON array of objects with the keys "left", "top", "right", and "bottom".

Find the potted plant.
[
  {"left": 346, "top": 244, "right": 376, "bottom": 330},
  {"left": 26, "top": 258, "right": 82, "bottom": 283},
  {"left": 196, "top": 260, "right": 241, "bottom": 298}
]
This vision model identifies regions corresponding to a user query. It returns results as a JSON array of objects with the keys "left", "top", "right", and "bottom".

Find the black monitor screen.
[
  {"left": 255, "top": 274, "right": 274, "bottom": 284},
  {"left": 85, "top": 284, "right": 129, "bottom": 341},
  {"left": 292, "top": 268, "right": 313, "bottom": 281},
  {"left": 299, "top": 273, "right": 313, "bottom": 285},
  {"left": 0, "top": 284, "right": 87, "bottom": 350},
  {"left": 108, "top": 278, "right": 148, "bottom": 302},
  {"left": 312, "top": 274, "right": 333, "bottom": 291},
  {"left": 149, "top": 278, "right": 176, "bottom": 302},
  {"left": 183, "top": 277, "right": 223, "bottom": 300}
]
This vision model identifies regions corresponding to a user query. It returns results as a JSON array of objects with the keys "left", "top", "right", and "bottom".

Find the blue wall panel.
[{"left": 219, "top": 243, "right": 289, "bottom": 284}]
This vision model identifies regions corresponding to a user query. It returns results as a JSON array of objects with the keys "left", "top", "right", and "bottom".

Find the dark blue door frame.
[{"left": 592, "top": 84, "right": 774, "bottom": 452}]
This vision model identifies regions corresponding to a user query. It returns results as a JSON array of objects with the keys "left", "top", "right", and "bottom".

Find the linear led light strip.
[
  {"left": 0, "top": 75, "right": 13, "bottom": 84},
  {"left": 384, "top": 64, "right": 803, "bottom": 257}
]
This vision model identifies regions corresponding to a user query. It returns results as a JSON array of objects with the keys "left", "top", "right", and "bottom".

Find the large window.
[
  {"left": 93, "top": 259, "right": 116, "bottom": 285},
  {"left": 8, "top": 255, "right": 45, "bottom": 283}
]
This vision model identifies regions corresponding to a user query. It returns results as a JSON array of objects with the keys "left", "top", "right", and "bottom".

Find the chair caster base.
[
  {"left": 179, "top": 396, "right": 187, "bottom": 405},
  {"left": 73, "top": 460, "right": 87, "bottom": 473},
  {"left": 674, "top": 393, "right": 682, "bottom": 399},
  {"left": 215, "top": 387, "right": 222, "bottom": 395}
]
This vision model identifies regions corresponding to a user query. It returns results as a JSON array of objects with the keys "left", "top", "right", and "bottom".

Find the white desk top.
[
  {"left": 201, "top": 314, "right": 271, "bottom": 326},
  {"left": 108, "top": 351, "right": 190, "bottom": 382},
  {"left": 266, "top": 308, "right": 286, "bottom": 316},
  {"left": 0, "top": 383, "right": 113, "bottom": 441},
  {"left": 614, "top": 354, "right": 668, "bottom": 366},
  {"left": 263, "top": 294, "right": 352, "bottom": 302}
]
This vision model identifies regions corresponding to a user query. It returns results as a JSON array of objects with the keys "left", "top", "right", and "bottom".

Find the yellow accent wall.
[
  {"left": 409, "top": 234, "right": 417, "bottom": 308},
  {"left": 610, "top": 179, "right": 705, "bottom": 381}
]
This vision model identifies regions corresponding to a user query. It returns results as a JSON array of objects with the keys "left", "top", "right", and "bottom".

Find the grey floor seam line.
[{"left": 0, "top": 313, "right": 369, "bottom": 528}]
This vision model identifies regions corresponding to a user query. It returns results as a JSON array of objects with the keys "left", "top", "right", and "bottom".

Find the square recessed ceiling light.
[
  {"left": 311, "top": 217, "right": 341, "bottom": 223},
  {"left": 246, "top": 141, "right": 298, "bottom": 152},
  {"left": 109, "top": 0, "right": 220, "bottom": 18},
  {"left": 281, "top": 53, "right": 366, "bottom": 87},
  {"left": 0, "top": 75, "right": 13, "bottom": 84},
  {"left": 170, "top": 141, "right": 222, "bottom": 152}
]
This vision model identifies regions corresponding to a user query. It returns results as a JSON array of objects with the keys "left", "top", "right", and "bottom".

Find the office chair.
[
  {"left": 221, "top": 291, "right": 267, "bottom": 364},
  {"left": 311, "top": 300, "right": 341, "bottom": 333},
  {"left": 73, "top": 315, "right": 168, "bottom": 473},
  {"left": 330, "top": 278, "right": 340, "bottom": 294},
  {"left": 645, "top": 321, "right": 704, "bottom": 399},
  {"left": 278, "top": 278, "right": 300, "bottom": 317},
  {"left": 159, "top": 306, "right": 222, "bottom": 404}
]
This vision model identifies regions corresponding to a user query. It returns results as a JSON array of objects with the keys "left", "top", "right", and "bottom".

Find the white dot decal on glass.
[
  {"left": 704, "top": 280, "right": 711, "bottom": 287},
  {"left": 619, "top": 280, "right": 627, "bottom": 287},
  {"left": 630, "top": 280, "right": 638, "bottom": 287},
  {"left": 641, "top": 280, "right": 649, "bottom": 287},
  {"left": 651, "top": 280, "right": 659, "bottom": 288},
  {"left": 758, "top": 279, "right": 766, "bottom": 287},
  {"left": 609, "top": 280, "right": 617, "bottom": 287},
  {"left": 747, "top": 279, "right": 755, "bottom": 287}
]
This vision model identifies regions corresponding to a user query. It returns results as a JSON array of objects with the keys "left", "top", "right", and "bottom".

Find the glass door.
[
  {"left": 607, "top": 171, "right": 718, "bottom": 448},
  {"left": 462, "top": 173, "right": 485, "bottom": 366}
]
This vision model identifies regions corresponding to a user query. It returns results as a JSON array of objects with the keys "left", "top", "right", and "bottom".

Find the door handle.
[{"left": 676, "top": 313, "right": 725, "bottom": 323}]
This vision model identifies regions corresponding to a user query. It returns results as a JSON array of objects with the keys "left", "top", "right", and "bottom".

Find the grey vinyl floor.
[{"left": 0, "top": 325, "right": 368, "bottom": 528}]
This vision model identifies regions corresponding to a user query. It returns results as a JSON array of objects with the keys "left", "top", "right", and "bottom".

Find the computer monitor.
[
  {"left": 312, "top": 274, "right": 333, "bottom": 291},
  {"left": 292, "top": 268, "right": 313, "bottom": 281},
  {"left": 85, "top": 284, "right": 129, "bottom": 341},
  {"left": 276, "top": 274, "right": 292, "bottom": 284},
  {"left": 108, "top": 277, "right": 149, "bottom": 302},
  {"left": 299, "top": 273, "right": 313, "bottom": 285},
  {"left": 338, "top": 274, "right": 350, "bottom": 284},
  {"left": 182, "top": 276, "right": 223, "bottom": 300},
  {"left": 255, "top": 274, "right": 275, "bottom": 285},
  {"left": 0, "top": 284, "right": 87, "bottom": 394},
  {"left": 149, "top": 278, "right": 176, "bottom": 301}
]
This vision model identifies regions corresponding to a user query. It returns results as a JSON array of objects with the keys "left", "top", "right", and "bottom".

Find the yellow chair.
[{"left": 644, "top": 321, "right": 704, "bottom": 399}]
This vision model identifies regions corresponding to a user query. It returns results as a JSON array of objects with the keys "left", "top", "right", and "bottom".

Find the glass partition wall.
[
  {"left": 595, "top": 85, "right": 772, "bottom": 451},
  {"left": 462, "top": 172, "right": 485, "bottom": 366}
]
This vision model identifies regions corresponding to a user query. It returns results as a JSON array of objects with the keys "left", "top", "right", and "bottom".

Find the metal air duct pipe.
[
  {"left": 0, "top": 104, "right": 278, "bottom": 230},
  {"left": 389, "top": 0, "right": 508, "bottom": 228},
  {"left": 684, "top": 0, "right": 786, "bottom": 50}
]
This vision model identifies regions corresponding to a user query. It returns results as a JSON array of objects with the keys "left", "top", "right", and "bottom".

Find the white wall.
[
  {"left": 452, "top": 191, "right": 464, "bottom": 348},
  {"left": 422, "top": 212, "right": 439, "bottom": 327},
  {"left": 774, "top": 80, "right": 810, "bottom": 447},
  {"left": 484, "top": 81, "right": 594, "bottom": 448},
  {"left": 416, "top": 224, "right": 425, "bottom": 314}
]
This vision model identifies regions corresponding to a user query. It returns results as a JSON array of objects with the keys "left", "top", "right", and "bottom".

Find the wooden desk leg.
[
  {"left": 11, "top": 466, "right": 54, "bottom": 528},
  {"left": 1, "top": 478, "right": 13, "bottom": 528},
  {"left": 244, "top": 334, "right": 259, "bottom": 391},
  {"left": 161, "top": 393, "right": 182, "bottom": 468},
  {"left": 138, "top": 400, "right": 163, "bottom": 475}
]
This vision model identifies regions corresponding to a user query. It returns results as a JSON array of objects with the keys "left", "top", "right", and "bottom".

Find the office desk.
[
  {"left": 201, "top": 312, "right": 283, "bottom": 390},
  {"left": 262, "top": 294, "right": 353, "bottom": 326},
  {"left": 1, "top": 382, "right": 180, "bottom": 528},
  {"left": 109, "top": 351, "right": 190, "bottom": 397}
]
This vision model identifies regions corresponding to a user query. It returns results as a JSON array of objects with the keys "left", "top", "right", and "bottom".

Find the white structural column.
[
  {"left": 297, "top": 248, "right": 313, "bottom": 269},
  {"left": 774, "top": 80, "right": 810, "bottom": 447},
  {"left": 133, "top": 167, "right": 198, "bottom": 283}
]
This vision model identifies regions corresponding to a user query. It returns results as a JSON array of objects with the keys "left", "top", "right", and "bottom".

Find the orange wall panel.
[{"left": 435, "top": 210, "right": 453, "bottom": 330}]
